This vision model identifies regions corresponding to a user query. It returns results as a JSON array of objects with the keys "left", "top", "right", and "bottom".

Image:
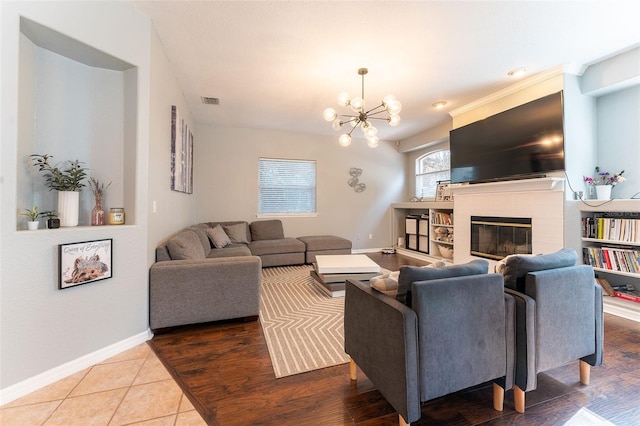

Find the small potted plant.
[
  {"left": 30, "top": 154, "right": 88, "bottom": 227},
  {"left": 21, "top": 206, "right": 41, "bottom": 230},
  {"left": 41, "top": 210, "right": 60, "bottom": 229}
]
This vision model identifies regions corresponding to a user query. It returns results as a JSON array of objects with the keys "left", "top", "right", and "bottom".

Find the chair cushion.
[
  {"left": 248, "top": 238, "right": 305, "bottom": 256},
  {"left": 500, "top": 248, "right": 578, "bottom": 291},
  {"left": 166, "top": 230, "right": 207, "bottom": 260},
  {"left": 397, "top": 259, "right": 489, "bottom": 305},
  {"left": 207, "top": 224, "right": 232, "bottom": 248},
  {"left": 250, "top": 220, "right": 284, "bottom": 241}
]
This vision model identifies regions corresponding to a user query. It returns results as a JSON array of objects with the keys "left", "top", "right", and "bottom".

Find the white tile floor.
[{"left": 0, "top": 343, "right": 207, "bottom": 426}]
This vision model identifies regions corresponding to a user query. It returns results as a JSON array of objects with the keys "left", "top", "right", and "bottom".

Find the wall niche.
[{"left": 17, "top": 17, "right": 138, "bottom": 230}]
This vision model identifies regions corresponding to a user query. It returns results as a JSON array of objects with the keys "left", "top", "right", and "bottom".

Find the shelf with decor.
[
  {"left": 579, "top": 200, "right": 640, "bottom": 322},
  {"left": 430, "top": 209, "right": 454, "bottom": 261},
  {"left": 390, "top": 202, "right": 454, "bottom": 263}
]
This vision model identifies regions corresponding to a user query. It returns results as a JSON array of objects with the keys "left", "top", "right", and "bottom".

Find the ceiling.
[{"left": 129, "top": 1, "right": 640, "bottom": 142}]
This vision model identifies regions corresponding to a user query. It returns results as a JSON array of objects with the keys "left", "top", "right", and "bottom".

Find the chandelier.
[{"left": 323, "top": 68, "right": 401, "bottom": 148}]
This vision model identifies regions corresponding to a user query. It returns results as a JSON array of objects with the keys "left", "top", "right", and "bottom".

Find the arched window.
[{"left": 415, "top": 150, "right": 450, "bottom": 198}]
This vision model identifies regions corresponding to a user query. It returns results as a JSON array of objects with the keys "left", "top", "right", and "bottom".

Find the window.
[
  {"left": 258, "top": 158, "right": 317, "bottom": 215},
  {"left": 416, "top": 150, "right": 450, "bottom": 198}
]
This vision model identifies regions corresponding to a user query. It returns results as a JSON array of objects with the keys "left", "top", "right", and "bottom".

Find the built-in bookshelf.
[
  {"left": 579, "top": 200, "right": 640, "bottom": 322},
  {"left": 391, "top": 202, "right": 454, "bottom": 263}
]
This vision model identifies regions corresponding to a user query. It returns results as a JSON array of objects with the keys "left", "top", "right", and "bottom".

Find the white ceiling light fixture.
[
  {"left": 323, "top": 68, "right": 401, "bottom": 148},
  {"left": 507, "top": 67, "right": 527, "bottom": 78},
  {"left": 432, "top": 101, "right": 448, "bottom": 109}
]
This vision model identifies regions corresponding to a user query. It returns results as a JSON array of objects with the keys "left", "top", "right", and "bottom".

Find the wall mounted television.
[{"left": 450, "top": 91, "right": 565, "bottom": 184}]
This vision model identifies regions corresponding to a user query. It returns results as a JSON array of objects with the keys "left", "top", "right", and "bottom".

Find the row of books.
[
  {"left": 583, "top": 246, "right": 640, "bottom": 274},
  {"left": 431, "top": 212, "right": 453, "bottom": 226},
  {"left": 582, "top": 216, "right": 640, "bottom": 242},
  {"left": 595, "top": 278, "right": 639, "bottom": 303}
]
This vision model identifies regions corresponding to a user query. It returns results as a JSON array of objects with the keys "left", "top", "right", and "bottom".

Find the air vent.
[{"left": 201, "top": 97, "right": 220, "bottom": 105}]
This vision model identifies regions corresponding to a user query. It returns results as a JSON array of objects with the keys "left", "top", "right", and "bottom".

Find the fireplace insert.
[{"left": 471, "top": 216, "right": 532, "bottom": 260}]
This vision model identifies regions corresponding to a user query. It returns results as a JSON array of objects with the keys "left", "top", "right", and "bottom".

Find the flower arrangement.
[
  {"left": 584, "top": 167, "right": 625, "bottom": 186},
  {"left": 88, "top": 177, "right": 112, "bottom": 199}
]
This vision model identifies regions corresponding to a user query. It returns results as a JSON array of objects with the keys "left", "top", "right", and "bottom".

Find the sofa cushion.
[
  {"left": 223, "top": 223, "right": 250, "bottom": 244},
  {"left": 207, "top": 244, "right": 252, "bottom": 258},
  {"left": 189, "top": 224, "right": 213, "bottom": 249},
  {"left": 207, "top": 224, "right": 232, "bottom": 248},
  {"left": 250, "top": 220, "right": 284, "bottom": 241},
  {"left": 166, "top": 230, "right": 207, "bottom": 260},
  {"left": 248, "top": 238, "right": 305, "bottom": 256},
  {"left": 500, "top": 248, "right": 578, "bottom": 292},
  {"left": 397, "top": 259, "right": 489, "bottom": 305}
]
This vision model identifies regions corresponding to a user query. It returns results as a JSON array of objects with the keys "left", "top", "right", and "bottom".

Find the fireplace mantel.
[{"left": 450, "top": 177, "right": 565, "bottom": 196}]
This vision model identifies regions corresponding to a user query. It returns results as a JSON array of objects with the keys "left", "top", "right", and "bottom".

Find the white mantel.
[{"left": 452, "top": 178, "right": 566, "bottom": 266}]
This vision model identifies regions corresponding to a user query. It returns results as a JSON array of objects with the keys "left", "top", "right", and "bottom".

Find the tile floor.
[{"left": 0, "top": 343, "right": 207, "bottom": 426}]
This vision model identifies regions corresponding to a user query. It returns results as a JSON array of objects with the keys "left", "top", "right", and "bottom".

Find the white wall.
[
  {"left": 194, "top": 125, "right": 405, "bottom": 249},
  {"left": 147, "top": 27, "right": 198, "bottom": 263},
  {"left": 596, "top": 86, "right": 640, "bottom": 200},
  {"left": 1, "top": 1, "right": 151, "bottom": 400}
]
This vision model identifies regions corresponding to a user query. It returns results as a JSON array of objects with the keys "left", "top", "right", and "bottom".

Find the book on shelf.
[
  {"left": 582, "top": 213, "right": 640, "bottom": 242},
  {"left": 582, "top": 246, "right": 640, "bottom": 273},
  {"left": 613, "top": 291, "right": 640, "bottom": 303},
  {"left": 595, "top": 277, "right": 615, "bottom": 296}
]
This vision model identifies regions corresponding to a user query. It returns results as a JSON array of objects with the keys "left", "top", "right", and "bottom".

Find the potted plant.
[
  {"left": 30, "top": 154, "right": 88, "bottom": 227},
  {"left": 41, "top": 210, "right": 60, "bottom": 229},
  {"left": 584, "top": 167, "right": 625, "bottom": 200},
  {"left": 88, "top": 177, "right": 111, "bottom": 225},
  {"left": 21, "top": 206, "right": 40, "bottom": 230}
]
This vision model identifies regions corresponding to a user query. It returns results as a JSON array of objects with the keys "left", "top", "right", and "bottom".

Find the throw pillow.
[
  {"left": 370, "top": 271, "right": 401, "bottom": 297},
  {"left": 500, "top": 248, "right": 578, "bottom": 292},
  {"left": 207, "top": 224, "right": 232, "bottom": 249},
  {"left": 397, "top": 259, "right": 489, "bottom": 305},
  {"left": 223, "top": 223, "right": 249, "bottom": 244},
  {"left": 166, "top": 230, "right": 206, "bottom": 260}
]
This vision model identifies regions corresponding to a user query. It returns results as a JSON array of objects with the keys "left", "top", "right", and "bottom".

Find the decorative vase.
[
  {"left": 91, "top": 196, "right": 106, "bottom": 226},
  {"left": 27, "top": 221, "right": 39, "bottom": 230},
  {"left": 595, "top": 185, "right": 612, "bottom": 200},
  {"left": 58, "top": 191, "right": 80, "bottom": 227}
]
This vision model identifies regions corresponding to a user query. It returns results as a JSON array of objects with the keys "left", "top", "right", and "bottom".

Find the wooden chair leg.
[
  {"left": 399, "top": 413, "right": 410, "bottom": 426},
  {"left": 514, "top": 385, "right": 525, "bottom": 413},
  {"left": 493, "top": 383, "right": 504, "bottom": 411},
  {"left": 349, "top": 358, "right": 357, "bottom": 381},
  {"left": 580, "top": 360, "right": 591, "bottom": 385}
]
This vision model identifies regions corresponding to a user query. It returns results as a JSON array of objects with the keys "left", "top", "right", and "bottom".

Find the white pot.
[
  {"left": 27, "top": 221, "right": 39, "bottom": 230},
  {"left": 58, "top": 191, "right": 80, "bottom": 227},
  {"left": 594, "top": 185, "right": 612, "bottom": 200}
]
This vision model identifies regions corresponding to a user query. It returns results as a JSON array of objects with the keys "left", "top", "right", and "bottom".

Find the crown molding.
[{"left": 449, "top": 65, "right": 570, "bottom": 118}]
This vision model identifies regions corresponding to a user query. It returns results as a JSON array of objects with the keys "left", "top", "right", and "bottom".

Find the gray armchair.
[
  {"left": 500, "top": 249, "right": 603, "bottom": 413},
  {"left": 344, "top": 260, "right": 515, "bottom": 426}
]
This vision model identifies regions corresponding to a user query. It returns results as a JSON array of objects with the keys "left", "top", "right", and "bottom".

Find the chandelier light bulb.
[
  {"left": 350, "top": 97, "right": 365, "bottom": 112},
  {"left": 386, "top": 100, "right": 402, "bottom": 114},
  {"left": 332, "top": 119, "right": 343, "bottom": 131},
  {"left": 323, "top": 107, "right": 337, "bottom": 122},
  {"left": 339, "top": 133, "right": 352, "bottom": 147},
  {"left": 388, "top": 114, "right": 401, "bottom": 126},
  {"left": 367, "top": 136, "right": 379, "bottom": 148},
  {"left": 337, "top": 92, "right": 350, "bottom": 106},
  {"left": 365, "top": 125, "right": 378, "bottom": 138}
]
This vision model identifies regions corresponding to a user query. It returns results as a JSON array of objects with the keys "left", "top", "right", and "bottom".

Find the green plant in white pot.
[
  {"left": 30, "top": 154, "right": 88, "bottom": 227},
  {"left": 21, "top": 205, "right": 41, "bottom": 230}
]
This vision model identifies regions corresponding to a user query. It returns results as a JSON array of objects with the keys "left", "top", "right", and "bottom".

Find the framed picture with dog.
[{"left": 58, "top": 239, "right": 113, "bottom": 289}]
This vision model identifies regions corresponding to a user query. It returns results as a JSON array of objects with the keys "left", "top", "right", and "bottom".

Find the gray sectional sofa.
[{"left": 149, "top": 219, "right": 351, "bottom": 330}]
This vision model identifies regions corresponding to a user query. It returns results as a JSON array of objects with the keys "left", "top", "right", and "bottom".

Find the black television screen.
[{"left": 450, "top": 91, "right": 565, "bottom": 184}]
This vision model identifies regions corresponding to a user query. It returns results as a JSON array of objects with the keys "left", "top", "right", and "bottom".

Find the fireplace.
[{"left": 471, "top": 216, "right": 532, "bottom": 260}]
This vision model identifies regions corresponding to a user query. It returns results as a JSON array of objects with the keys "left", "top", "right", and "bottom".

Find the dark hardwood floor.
[{"left": 149, "top": 253, "right": 640, "bottom": 426}]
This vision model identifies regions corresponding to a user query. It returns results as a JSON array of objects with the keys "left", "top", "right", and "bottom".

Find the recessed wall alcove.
[{"left": 17, "top": 17, "right": 138, "bottom": 230}]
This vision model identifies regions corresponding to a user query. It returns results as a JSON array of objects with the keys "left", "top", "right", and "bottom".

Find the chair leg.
[
  {"left": 493, "top": 383, "right": 504, "bottom": 411},
  {"left": 580, "top": 360, "right": 591, "bottom": 385},
  {"left": 349, "top": 358, "right": 357, "bottom": 381},
  {"left": 399, "top": 414, "right": 410, "bottom": 426},
  {"left": 514, "top": 385, "right": 525, "bottom": 413}
]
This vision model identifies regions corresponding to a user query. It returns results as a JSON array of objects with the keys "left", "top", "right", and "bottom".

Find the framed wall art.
[
  {"left": 171, "top": 105, "right": 194, "bottom": 194},
  {"left": 59, "top": 239, "right": 113, "bottom": 289}
]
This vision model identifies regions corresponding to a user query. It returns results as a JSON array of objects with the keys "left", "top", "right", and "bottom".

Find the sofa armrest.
[
  {"left": 344, "top": 279, "right": 420, "bottom": 424},
  {"left": 149, "top": 256, "right": 262, "bottom": 330}
]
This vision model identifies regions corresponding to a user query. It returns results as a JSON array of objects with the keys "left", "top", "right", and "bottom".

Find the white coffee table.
[{"left": 311, "top": 254, "right": 381, "bottom": 297}]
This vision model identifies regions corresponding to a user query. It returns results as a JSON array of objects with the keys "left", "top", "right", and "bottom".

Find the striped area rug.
[{"left": 259, "top": 265, "right": 350, "bottom": 378}]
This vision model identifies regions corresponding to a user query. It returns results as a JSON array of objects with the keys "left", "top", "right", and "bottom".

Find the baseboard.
[
  {"left": 351, "top": 248, "right": 384, "bottom": 254},
  {"left": 0, "top": 329, "right": 152, "bottom": 405}
]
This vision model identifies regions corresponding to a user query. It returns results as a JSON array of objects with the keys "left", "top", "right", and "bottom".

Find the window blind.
[{"left": 258, "top": 158, "right": 317, "bottom": 214}]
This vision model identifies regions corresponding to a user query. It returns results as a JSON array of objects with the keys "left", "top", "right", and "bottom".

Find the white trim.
[
  {"left": 0, "top": 330, "right": 152, "bottom": 405},
  {"left": 351, "top": 248, "right": 383, "bottom": 254}
]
